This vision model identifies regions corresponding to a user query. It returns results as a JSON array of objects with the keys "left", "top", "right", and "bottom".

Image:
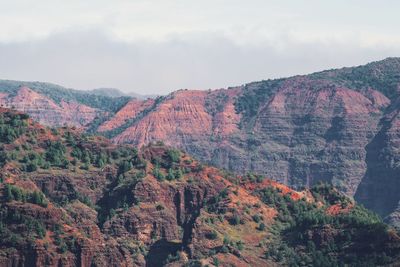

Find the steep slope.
[
  {"left": 0, "top": 109, "right": 399, "bottom": 267},
  {"left": 111, "top": 89, "right": 241, "bottom": 167},
  {"left": 355, "top": 96, "right": 400, "bottom": 224},
  {"left": 97, "top": 98, "right": 155, "bottom": 133},
  {"left": 244, "top": 78, "right": 388, "bottom": 195}
]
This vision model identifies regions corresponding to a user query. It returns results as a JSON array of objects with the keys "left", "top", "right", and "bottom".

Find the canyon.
[{"left": 0, "top": 58, "right": 399, "bottom": 226}]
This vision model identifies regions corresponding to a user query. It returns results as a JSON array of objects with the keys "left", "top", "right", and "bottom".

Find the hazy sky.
[{"left": 0, "top": 0, "right": 399, "bottom": 94}]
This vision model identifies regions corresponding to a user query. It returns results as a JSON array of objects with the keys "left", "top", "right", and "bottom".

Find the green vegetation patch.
[{"left": 258, "top": 183, "right": 400, "bottom": 266}]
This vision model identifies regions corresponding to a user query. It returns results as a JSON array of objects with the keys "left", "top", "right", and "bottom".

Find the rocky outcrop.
[{"left": 387, "top": 204, "right": 400, "bottom": 230}]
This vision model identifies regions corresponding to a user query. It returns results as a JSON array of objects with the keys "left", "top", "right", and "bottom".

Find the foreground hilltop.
[
  {"left": 0, "top": 58, "right": 400, "bottom": 226},
  {"left": 0, "top": 109, "right": 399, "bottom": 266}
]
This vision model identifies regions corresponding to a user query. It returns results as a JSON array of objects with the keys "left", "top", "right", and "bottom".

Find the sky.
[{"left": 0, "top": 0, "right": 399, "bottom": 94}]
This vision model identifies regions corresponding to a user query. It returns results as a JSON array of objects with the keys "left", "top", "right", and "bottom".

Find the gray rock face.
[{"left": 355, "top": 97, "right": 400, "bottom": 219}]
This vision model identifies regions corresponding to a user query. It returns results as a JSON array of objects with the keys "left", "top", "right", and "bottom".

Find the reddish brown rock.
[
  {"left": 113, "top": 89, "right": 241, "bottom": 146},
  {"left": 97, "top": 98, "right": 155, "bottom": 132}
]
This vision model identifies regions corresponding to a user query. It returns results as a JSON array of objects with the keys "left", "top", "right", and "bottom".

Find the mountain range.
[{"left": 0, "top": 58, "right": 399, "bottom": 229}]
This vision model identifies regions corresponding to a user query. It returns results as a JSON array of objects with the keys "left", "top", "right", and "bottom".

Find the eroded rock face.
[
  {"left": 113, "top": 91, "right": 214, "bottom": 145},
  {"left": 0, "top": 86, "right": 101, "bottom": 127},
  {"left": 250, "top": 79, "right": 389, "bottom": 195},
  {"left": 106, "top": 80, "right": 390, "bottom": 196},
  {"left": 387, "top": 204, "right": 400, "bottom": 229},
  {"left": 112, "top": 89, "right": 242, "bottom": 165}
]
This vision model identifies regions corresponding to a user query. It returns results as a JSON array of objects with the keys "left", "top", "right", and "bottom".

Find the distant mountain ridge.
[
  {"left": 0, "top": 80, "right": 157, "bottom": 110},
  {"left": 89, "top": 87, "right": 159, "bottom": 99},
  {"left": 0, "top": 58, "right": 399, "bottom": 227},
  {"left": 0, "top": 80, "right": 156, "bottom": 128},
  {"left": 88, "top": 87, "right": 127, "bottom": 98},
  {"left": 0, "top": 79, "right": 131, "bottom": 112}
]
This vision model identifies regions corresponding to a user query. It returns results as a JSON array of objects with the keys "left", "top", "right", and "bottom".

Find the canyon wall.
[{"left": 1, "top": 58, "right": 399, "bottom": 223}]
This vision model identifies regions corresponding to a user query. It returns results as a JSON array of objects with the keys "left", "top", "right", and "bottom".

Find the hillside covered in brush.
[{"left": 0, "top": 109, "right": 399, "bottom": 266}]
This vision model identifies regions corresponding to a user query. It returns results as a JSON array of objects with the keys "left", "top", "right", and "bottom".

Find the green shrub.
[
  {"left": 175, "top": 168, "right": 183, "bottom": 179},
  {"left": 153, "top": 165, "right": 165, "bottom": 181},
  {"left": 166, "top": 168, "right": 175, "bottom": 181},
  {"left": 229, "top": 214, "right": 241, "bottom": 225},
  {"left": 4, "top": 184, "right": 47, "bottom": 207},
  {"left": 257, "top": 222, "right": 266, "bottom": 231},
  {"left": 156, "top": 204, "right": 165, "bottom": 211},
  {"left": 45, "top": 141, "right": 67, "bottom": 167},
  {"left": 205, "top": 230, "right": 218, "bottom": 240},
  {"left": 118, "top": 160, "right": 133, "bottom": 175},
  {"left": 25, "top": 162, "right": 38, "bottom": 172},
  {"left": 252, "top": 214, "right": 262, "bottom": 223},
  {"left": 167, "top": 149, "right": 180, "bottom": 163}
]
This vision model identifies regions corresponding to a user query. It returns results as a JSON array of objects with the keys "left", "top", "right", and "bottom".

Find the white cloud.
[
  {"left": 1, "top": 0, "right": 399, "bottom": 45},
  {"left": 0, "top": 0, "right": 399, "bottom": 93}
]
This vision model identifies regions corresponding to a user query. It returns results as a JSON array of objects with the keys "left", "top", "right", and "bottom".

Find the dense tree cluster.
[
  {"left": 4, "top": 184, "right": 48, "bottom": 207},
  {"left": 0, "top": 113, "right": 29, "bottom": 143},
  {"left": 0, "top": 208, "right": 46, "bottom": 247},
  {"left": 205, "top": 188, "right": 229, "bottom": 214}
]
